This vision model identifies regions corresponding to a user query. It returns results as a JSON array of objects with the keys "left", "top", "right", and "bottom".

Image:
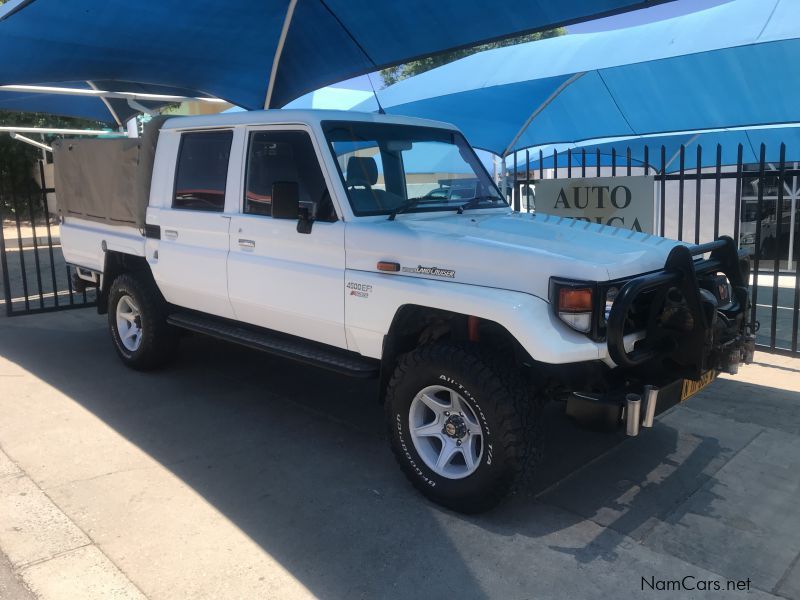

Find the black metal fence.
[
  {"left": 1, "top": 146, "right": 799, "bottom": 358},
  {"left": 510, "top": 142, "right": 800, "bottom": 357},
  {"left": 0, "top": 159, "right": 95, "bottom": 316}
]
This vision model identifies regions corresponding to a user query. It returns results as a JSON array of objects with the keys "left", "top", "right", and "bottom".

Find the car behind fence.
[{"left": 507, "top": 142, "right": 799, "bottom": 356}]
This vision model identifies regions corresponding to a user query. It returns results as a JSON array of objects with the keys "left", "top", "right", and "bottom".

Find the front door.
[{"left": 227, "top": 127, "right": 346, "bottom": 348}]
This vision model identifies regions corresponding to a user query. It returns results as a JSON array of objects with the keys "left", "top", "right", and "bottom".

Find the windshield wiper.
[
  {"left": 456, "top": 195, "right": 504, "bottom": 214},
  {"left": 387, "top": 195, "right": 435, "bottom": 220}
]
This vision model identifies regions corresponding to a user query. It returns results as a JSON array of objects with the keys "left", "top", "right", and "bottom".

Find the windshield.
[{"left": 322, "top": 121, "right": 506, "bottom": 216}]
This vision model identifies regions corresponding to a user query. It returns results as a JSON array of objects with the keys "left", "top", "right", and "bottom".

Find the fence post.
[
  {"left": 9, "top": 173, "right": 30, "bottom": 311},
  {"left": 0, "top": 171, "right": 12, "bottom": 316},
  {"left": 660, "top": 146, "right": 666, "bottom": 237},
  {"left": 751, "top": 143, "right": 766, "bottom": 328},
  {"left": 539, "top": 149, "right": 543, "bottom": 181},
  {"left": 733, "top": 144, "right": 743, "bottom": 248},
  {"left": 553, "top": 149, "right": 558, "bottom": 179},
  {"left": 513, "top": 150, "right": 519, "bottom": 212},
  {"left": 626, "top": 147, "right": 631, "bottom": 176},
  {"left": 525, "top": 149, "right": 531, "bottom": 212},
  {"left": 694, "top": 145, "right": 702, "bottom": 244},
  {"left": 581, "top": 148, "right": 586, "bottom": 178},
  {"left": 24, "top": 175, "right": 45, "bottom": 309},
  {"left": 770, "top": 143, "right": 786, "bottom": 349},
  {"left": 38, "top": 161, "right": 60, "bottom": 308},
  {"left": 713, "top": 144, "right": 722, "bottom": 239}
]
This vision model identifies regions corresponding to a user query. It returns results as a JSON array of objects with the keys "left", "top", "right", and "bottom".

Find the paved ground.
[
  {"left": 0, "top": 309, "right": 799, "bottom": 599},
  {"left": 0, "top": 548, "right": 35, "bottom": 600}
]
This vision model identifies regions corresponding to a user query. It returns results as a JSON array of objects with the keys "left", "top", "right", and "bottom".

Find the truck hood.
[{"left": 345, "top": 210, "right": 686, "bottom": 300}]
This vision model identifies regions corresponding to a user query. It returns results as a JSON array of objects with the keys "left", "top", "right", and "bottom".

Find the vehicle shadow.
[
  {"left": 0, "top": 310, "right": 774, "bottom": 597},
  {"left": 489, "top": 419, "right": 727, "bottom": 565}
]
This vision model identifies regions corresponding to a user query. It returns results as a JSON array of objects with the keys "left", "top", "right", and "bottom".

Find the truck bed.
[{"left": 60, "top": 217, "right": 144, "bottom": 273}]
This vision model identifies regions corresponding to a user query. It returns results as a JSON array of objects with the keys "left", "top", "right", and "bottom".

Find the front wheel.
[{"left": 385, "top": 343, "right": 540, "bottom": 513}]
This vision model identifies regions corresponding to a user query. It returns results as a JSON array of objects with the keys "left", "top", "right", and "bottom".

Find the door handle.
[
  {"left": 164, "top": 229, "right": 178, "bottom": 240},
  {"left": 238, "top": 239, "right": 255, "bottom": 249}
]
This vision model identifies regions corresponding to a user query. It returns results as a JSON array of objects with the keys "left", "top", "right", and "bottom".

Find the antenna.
[{"left": 366, "top": 72, "right": 386, "bottom": 115}]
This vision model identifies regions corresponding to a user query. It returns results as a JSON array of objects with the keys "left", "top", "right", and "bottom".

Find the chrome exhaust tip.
[
  {"left": 626, "top": 393, "right": 641, "bottom": 437},
  {"left": 642, "top": 385, "right": 658, "bottom": 428}
]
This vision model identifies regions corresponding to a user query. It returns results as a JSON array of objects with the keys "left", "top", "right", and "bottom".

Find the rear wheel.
[
  {"left": 107, "top": 273, "right": 177, "bottom": 370},
  {"left": 385, "top": 342, "right": 540, "bottom": 513}
]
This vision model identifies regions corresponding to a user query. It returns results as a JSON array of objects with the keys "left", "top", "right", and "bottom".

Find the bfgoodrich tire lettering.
[
  {"left": 108, "top": 273, "right": 177, "bottom": 371},
  {"left": 385, "top": 342, "right": 539, "bottom": 513}
]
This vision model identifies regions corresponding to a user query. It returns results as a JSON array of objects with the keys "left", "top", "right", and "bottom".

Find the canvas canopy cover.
[{"left": 52, "top": 117, "right": 167, "bottom": 228}]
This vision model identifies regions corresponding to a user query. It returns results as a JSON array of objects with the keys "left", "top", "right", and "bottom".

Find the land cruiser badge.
[{"left": 401, "top": 265, "right": 456, "bottom": 278}]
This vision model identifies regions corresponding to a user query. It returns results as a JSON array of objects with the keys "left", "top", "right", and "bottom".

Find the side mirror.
[
  {"left": 271, "top": 181, "right": 299, "bottom": 219},
  {"left": 297, "top": 200, "right": 317, "bottom": 234}
]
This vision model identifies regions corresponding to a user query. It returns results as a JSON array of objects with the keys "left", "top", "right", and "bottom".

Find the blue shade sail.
[
  {"left": 365, "top": 0, "right": 800, "bottom": 156},
  {"left": 0, "top": 0, "right": 674, "bottom": 118}
]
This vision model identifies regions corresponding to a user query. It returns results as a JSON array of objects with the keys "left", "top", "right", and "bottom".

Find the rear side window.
[
  {"left": 173, "top": 130, "right": 233, "bottom": 212},
  {"left": 244, "top": 130, "right": 336, "bottom": 221}
]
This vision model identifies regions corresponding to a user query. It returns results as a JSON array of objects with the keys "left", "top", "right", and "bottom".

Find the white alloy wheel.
[
  {"left": 408, "top": 384, "right": 483, "bottom": 479},
  {"left": 115, "top": 294, "right": 143, "bottom": 352}
]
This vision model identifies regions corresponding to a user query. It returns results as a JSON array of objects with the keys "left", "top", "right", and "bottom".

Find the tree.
[
  {"left": 380, "top": 28, "right": 566, "bottom": 87},
  {"left": 0, "top": 110, "right": 108, "bottom": 217}
]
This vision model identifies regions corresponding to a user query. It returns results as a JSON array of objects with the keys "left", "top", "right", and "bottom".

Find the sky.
[{"left": 330, "top": 0, "right": 735, "bottom": 92}]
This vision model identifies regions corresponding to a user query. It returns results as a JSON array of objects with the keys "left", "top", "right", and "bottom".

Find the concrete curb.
[
  {"left": 1, "top": 237, "right": 61, "bottom": 250},
  {"left": 0, "top": 449, "right": 146, "bottom": 600}
]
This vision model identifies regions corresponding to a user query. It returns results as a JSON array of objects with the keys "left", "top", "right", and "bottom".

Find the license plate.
[{"left": 680, "top": 370, "right": 717, "bottom": 402}]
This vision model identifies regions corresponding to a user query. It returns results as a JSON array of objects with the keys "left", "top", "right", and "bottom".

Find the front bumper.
[
  {"left": 566, "top": 374, "right": 715, "bottom": 435},
  {"left": 566, "top": 236, "right": 755, "bottom": 435},
  {"left": 606, "top": 236, "right": 755, "bottom": 378}
]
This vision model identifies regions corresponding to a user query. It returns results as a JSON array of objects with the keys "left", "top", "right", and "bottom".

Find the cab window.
[
  {"left": 173, "top": 130, "right": 233, "bottom": 212},
  {"left": 244, "top": 130, "right": 336, "bottom": 221}
]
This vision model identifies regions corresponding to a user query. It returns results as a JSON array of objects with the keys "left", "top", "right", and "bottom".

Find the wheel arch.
[
  {"left": 99, "top": 251, "right": 156, "bottom": 314},
  {"left": 379, "top": 304, "right": 534, "bottom": 403}
]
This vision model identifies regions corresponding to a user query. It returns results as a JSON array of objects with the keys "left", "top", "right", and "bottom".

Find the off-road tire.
[
  {"left": 385, "top": 342, "right": 541, "bottom": 513},
  {"left": 107, "top": 273, "right": 178, "bottom": 370}
]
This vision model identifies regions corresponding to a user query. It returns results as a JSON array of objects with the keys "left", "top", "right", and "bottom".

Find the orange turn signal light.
[
  {"left": 558, "top": 287, "right": 593, "bottom": 313},
  {"left": 377, "top": 261, "right": 400, "bottom": 272}
]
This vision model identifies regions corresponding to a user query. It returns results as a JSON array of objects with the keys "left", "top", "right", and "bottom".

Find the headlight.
[{"left": 554, "top": 284, "right": 594, "bottom": 333}]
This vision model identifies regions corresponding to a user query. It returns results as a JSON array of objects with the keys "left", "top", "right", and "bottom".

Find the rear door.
[
  {"left": 226, "top": 126, "right": 347, "bottom": 348},
  {"left": 148, "top": 129, "right": 237, "bottom": 318}
]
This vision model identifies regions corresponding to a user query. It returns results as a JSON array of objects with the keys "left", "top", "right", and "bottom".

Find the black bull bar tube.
[{"left": 606, "top": 236, "right": 753, "bottom": 377}]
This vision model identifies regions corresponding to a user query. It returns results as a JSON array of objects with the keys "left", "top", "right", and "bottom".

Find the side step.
[{"left": 167, "top": 312, "right": 379, "bottom": 378}]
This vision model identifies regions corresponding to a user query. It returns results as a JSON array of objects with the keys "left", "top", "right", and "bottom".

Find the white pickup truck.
[{"left": 55, "top": 110, "right": 755, "bottom": 513}]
